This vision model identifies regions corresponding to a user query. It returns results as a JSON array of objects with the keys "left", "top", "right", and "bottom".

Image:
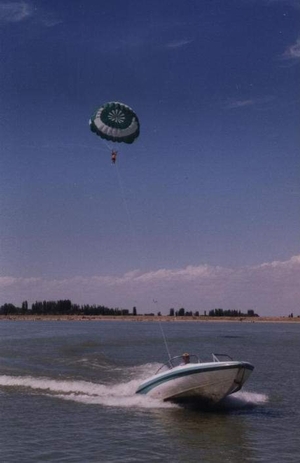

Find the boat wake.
[
  {"left": 0, "top": 372, "right": 174, "bottom": 409},
  {"left": 0, "top": 360, "right": 267, "bottom": 412},
  {"left": 179, "top": 390, "right": 269, "bottom": 413},
  {"left": 217, "top": 390, "right": 268, "bottom": 410}
]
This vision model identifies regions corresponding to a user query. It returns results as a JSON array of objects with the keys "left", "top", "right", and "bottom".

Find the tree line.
[
  {"left": 168, "top": 308, "right": 259, "bottom": 317},
  {"left": 0, "top": 300, "right": 259, "bottom": 317},
  {"left": 0, "top": 300, "right": 135, "bottom": 317},
  {"left": 207, "top": 308, "right": 259, "bottom": 317}
]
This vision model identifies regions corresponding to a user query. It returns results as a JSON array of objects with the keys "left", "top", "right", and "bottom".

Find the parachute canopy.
[{"left": 89, "top": 101, "right": 140, "bottom": 144}]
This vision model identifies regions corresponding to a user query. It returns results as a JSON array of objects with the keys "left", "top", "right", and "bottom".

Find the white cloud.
[
  {"left": 225, "top": 96, "right": 276, "bottom": 110},
  {"left": 282, "top": 37, "right": 300, "bottom": 61},
  {"left": 0, "top": 1, "right": 33, "bottom": 22},
  {"left": 1, "top": 255, "right": 300, "bottom": 316},
  {"left": 0, "top": 1, "right": 61, "bottom": 27},
  {"left": 165, "top": 38, "right": 194, "bottom": 49},
  {"left": 226, "top": 99, "right": 255, "bottom": 109}
]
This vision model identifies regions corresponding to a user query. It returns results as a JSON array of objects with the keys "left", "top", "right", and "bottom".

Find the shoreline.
[{"left": 0, "top": 315, "right": 299, "bottom": 323}]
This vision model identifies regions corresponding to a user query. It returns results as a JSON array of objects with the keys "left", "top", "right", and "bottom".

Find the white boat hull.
[{"left": 136, "top": 361, "right": 253, "bottom": 404}]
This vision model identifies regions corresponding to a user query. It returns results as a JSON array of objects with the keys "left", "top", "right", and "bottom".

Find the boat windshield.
[
  {"left": 155, "top": 354, "right": 200, "bottom": 374},
  {"left": 212, "top": 353, "right": 233, "bottom": 362}
]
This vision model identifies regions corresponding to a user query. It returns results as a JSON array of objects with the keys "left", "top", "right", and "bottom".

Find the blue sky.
[{"left": 1, "top": 0, "right": 299, "bottom": 315}]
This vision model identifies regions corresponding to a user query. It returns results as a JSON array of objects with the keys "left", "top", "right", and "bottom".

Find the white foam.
[
  {"left": 54, "top": 392, "right": 174, "bottom": 408},
  {"left": 0, "top": 374, "right": 174, "bottom": 409},
  {"left": 220, "top": 390, "right": 269, "bottom": 409},
  {"left": 234, "top": 391, "right": 268, "bottom": 404},
  {"left": 0, "top": 371, "right": 266, "bottom": 411}
]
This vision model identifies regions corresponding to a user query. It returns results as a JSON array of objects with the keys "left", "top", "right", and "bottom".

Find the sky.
[{"left": 0, "top": 0, "right": 300, "bottom": 316}]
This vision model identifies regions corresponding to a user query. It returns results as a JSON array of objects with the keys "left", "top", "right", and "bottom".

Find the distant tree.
[
  {"left": 32, "top": 301, "right": 43, "bottom": 314},
  {"left": 21, "top": 301, "right": 28, "bottom": 314},
  {"left": 0, "top": 303, "right": 17, "bottom": 315},
  {"left": 54, "top": 300, "right": 71, "bottom": 314},
  {"left": 133, "top": 306, "right": 137, "bottom": 316},
  {"left": 169, "top": 308, "right": 175, "bottom": 316},
  {"left": 215, "top": 308, "right": 224, "bottom": 316},
  {"left": 178, "top": 308, "right": 185, "bottom": 316}
]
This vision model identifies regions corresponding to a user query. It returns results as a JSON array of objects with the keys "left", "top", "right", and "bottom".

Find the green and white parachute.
[{"left": 89, "top": 101, "right": 140, "bottom": 144}]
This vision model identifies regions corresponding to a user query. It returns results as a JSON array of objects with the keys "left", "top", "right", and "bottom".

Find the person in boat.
[
  {"left": 111, "top": 150, "right": 117, "bottom": 164},
  {"left": 182, "top": 353, "right": 190, "bottom": 364}
]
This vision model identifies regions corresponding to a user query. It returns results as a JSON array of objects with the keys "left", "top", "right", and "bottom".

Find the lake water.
[{"left": 0, "top": 320, "right": 299, "bottom": 462}]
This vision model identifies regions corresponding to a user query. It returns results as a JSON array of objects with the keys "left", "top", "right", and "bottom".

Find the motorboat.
[{"left": 136, "top": 353, "right": 254, "bottom": 404}]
